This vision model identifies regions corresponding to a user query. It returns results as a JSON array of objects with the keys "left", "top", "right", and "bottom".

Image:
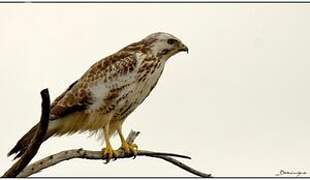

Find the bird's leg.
[
  {"left": 102, "top": 124, "right": 118, "bottom": 163},
  {"left": 117, "top": 128, "right": 138, "bottom": 156}
]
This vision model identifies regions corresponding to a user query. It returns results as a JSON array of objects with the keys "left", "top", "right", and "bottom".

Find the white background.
[{"left": 0, "top": 3, "right": 309, "bottom": 177}]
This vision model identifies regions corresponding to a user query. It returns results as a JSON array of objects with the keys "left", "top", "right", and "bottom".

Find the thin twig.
[
  {"left": 144, "top": 154, "right": 211, "bottom": 177},
  {"left": 2, "top": 89, "right": 50, "bottom": 177},
  {"left": 17, "top": 131, "right": 211, "bottom": 178}
]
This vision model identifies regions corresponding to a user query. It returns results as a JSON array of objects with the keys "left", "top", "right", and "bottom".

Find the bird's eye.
[{"left": 167, "top": 39, "right": 177, "bottom": 45}]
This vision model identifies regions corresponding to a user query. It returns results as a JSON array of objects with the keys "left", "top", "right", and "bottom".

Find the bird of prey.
[{"left": 8, "top": 32, "right": 188, "bottom": 161}]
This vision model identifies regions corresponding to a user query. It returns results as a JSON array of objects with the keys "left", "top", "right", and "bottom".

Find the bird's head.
[{"left": 142, "top": 32, "right": 188, "bottom": 60}]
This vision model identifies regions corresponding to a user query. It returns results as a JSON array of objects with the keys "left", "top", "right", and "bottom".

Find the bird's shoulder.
[{"left": 84, "top": 50, "right": 138, "bottom": 83}]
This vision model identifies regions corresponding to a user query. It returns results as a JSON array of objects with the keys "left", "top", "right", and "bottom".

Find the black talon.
[{"left": 105, "top": 158, "right": 110, "bottom": 164}]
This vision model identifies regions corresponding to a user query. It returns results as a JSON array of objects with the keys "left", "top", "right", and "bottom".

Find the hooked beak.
[{"left": 179, "top": 43, "right": 189, "bottom": 54}]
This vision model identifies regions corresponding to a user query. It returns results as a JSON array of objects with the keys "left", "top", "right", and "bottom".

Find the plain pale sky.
[{"left": 0, "top": 3, "right": 310, "bottom": 177}]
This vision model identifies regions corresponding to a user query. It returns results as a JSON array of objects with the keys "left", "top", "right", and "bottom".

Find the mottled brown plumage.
[{"left": 8, "top": 32, "right": 188, "bottom": 160}]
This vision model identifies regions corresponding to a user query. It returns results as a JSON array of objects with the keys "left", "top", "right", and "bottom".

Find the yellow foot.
[
  {"left": 102, "top": 146, "right": 118, "bottom": 163},
  {"left": 119, "top": 142, "right": 138, "bottom": 156}
]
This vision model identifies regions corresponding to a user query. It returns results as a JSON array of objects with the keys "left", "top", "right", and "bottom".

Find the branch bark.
[
  {"left": 2, "top": 89, "right": 50, "bottom": 177},
  {"left": 17, "top": 130, "right": 212, "bottom": 178}
]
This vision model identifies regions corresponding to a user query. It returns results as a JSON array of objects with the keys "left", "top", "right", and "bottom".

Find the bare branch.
[
  {"left": 17, "top": 131, "right": 211, "bottom": 178},
  {"left": 2, "top": 89, "right": 50, "bottom": 178},
  {"left": 142, "top": 153, "right": 211, "bottom": 177}
]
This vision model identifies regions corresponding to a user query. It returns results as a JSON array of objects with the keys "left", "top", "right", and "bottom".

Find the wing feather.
[{"left": 49, "top": 51, "right": 138, "bottom": 120}]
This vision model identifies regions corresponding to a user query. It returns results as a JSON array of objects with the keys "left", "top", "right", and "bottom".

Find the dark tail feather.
[{"left": 8, "top": 123, "right": 50, "bottom": 159}]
